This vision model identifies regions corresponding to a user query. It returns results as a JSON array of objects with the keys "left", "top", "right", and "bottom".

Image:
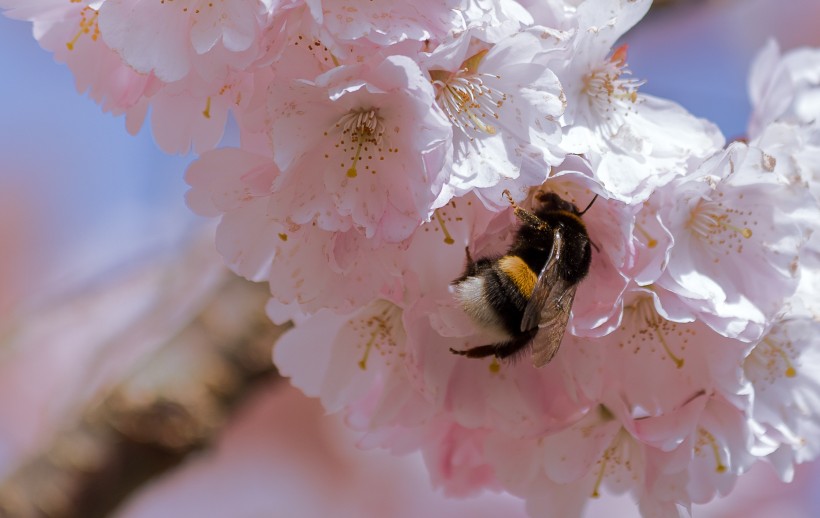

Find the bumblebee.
[{"left": 450, "top": 189, "right": 596, "bottom": 367}]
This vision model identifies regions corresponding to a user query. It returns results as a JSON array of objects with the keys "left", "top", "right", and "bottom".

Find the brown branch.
[{"left": 0, "top": 275, "right": 288, "bottom": 518}]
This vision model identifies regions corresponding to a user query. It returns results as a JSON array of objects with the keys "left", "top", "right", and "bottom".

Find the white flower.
[
  {"left": 267, "top": 55, "right": 452, "bottom": 243},
  {"left": 746, "top": 317, "right": 820, "bottom": 481},
  {"left": 98, "top": 0, "right": 271, "bottom": 82},
  {"left": 552, "top": 0, "right": 724, "bottom": 202},
  {"left": 649, "top": 142, "right": 814, "bottom": 341},
  {"left": 423, "top": 27, "right": 567, "bottom": 209}
]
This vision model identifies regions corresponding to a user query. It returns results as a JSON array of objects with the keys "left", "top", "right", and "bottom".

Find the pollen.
[
  {"left": 330, "top": 108, "right": 386, "bottom": 179},
  {"left": 291, "top": 34, "right": 339, "bottom": 68},
  {"left": 66, "top": 6, "right": 100, "bottom": 51},
  {"left": 687, "top": 198, "right": 754, "bottom": 256},
  {"left": 431, "top": 50, "right": 506, "bottom": 139},
  {"left": 582, "top": 44, "right": 644, "bottom": 136}
]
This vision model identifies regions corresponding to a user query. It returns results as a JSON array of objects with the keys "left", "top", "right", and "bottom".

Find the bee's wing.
[
  {"left": 530, "top": 283, "right": 578, "bottom": 367},
  {"left": 520, "top": 228, "right": 576, "bottom": 367}
]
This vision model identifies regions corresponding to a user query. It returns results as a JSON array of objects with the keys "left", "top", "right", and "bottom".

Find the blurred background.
[{"left": 1, "top": 0, "right": 819, "bottom": 516}]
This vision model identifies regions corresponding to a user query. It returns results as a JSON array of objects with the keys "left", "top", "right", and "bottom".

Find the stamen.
[
  {"left": 202, "top": 97, "right": 212, "bottom": 119},
  {"left": 488, "top": 358, "right": 500, "bottom": 373},
  {"left": 652, "top": 326, "right": 684, "bottom": 369},
  {"left": 354, "top": 307, "right": 398, "bottom": 371},
  {"left": 699, "top": 428, "right": 727, "bottom": 473},
  {"left": 582, "top": 45, "right": 644, "bottom": 135},
  {"left": 635, "top": 222, "right": 657, "bottom": 248},
  {"left": 431, "top": 50, "right": 506, "bottom": 139},
  {"left": 763, "top": 337, "right": 797, "bottom": 378},
  {"left": 688, "top": 199, "right": 753, "bottom": 241},
  {"left": 66, "top": 7, "right": 100, "bottom": 51},
  {"left": 334, "top": 109, "right": 385, "bottom": 179},
  {"left": 591, "top": 450, "right": 609, "bottom": 498},
  {"left": 357, "top": 331, "right": 377, "bottom": 370},
  {"left": 434, "top": 210, "right": 455, "bottom": 245},
  {"left": 634, "top": 297, "right": 685, "bottom": 368}
]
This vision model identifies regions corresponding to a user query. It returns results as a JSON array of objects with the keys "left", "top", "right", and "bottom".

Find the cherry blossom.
[
  {"left": 267, "top": 55, "right": 452, "bottom": 242},
  {"left": 422, "top": 27, "right": 567, "bottom": 208},
  {"left": 185, "top": 147, "right": 409, "bottom": 313},
  {"left": 648, "top": 141, "right": 814, "bottom": 342},
  {"left": 97, "top": 0, "right": 271, "bottom": 83},
  {"left": 551, "top": 0, "right": 725, "bottom": 202}
]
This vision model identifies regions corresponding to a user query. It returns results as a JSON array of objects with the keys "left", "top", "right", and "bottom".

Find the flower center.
[
  {"left": 747, "top": 333, "right": 798, "bottom": 382},
  {"left": 354, "top": 304, "right": 400, "bottom": 370},
  {"left": 431, "top": 50, "right": 506, "bottom": 139},
  {"left": 582, "top": 45, "right": 643, "bottom": 135},
  {"left": 624, "top": 296, "right": 687, "bottom": 369},
  {"left": 331, "top": 108, "right": 387, "bottom": 178},
  {"left": 686, "top": 197, "right": 753, "bottom": 255}
]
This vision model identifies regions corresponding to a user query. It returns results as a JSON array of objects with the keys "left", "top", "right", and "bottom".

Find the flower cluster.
[{"left": 4, "top": 0, "right": 820, "bottom": 515}]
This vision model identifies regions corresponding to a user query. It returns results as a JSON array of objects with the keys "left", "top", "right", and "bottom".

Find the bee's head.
[{"left": 534, "top": 191, "right": 580, "bottom": 214}]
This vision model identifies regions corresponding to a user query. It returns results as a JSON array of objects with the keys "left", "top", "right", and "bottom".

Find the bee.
[{"left": 450, "top": 189, "right": 597, "bottom": 367}]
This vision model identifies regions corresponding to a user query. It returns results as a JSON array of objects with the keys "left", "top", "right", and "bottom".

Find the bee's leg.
[
  {"left": 487, "top": 329, "right": 538, "bottom": 359},
  {"left": 589, "top": 238, "right": 601, "bottom": 253},
  {"left": 449, "top": 344, "right": 497, "bottom": 359},
  {"left": 450, "top": 329, "right": 537, "bottom": 360}
]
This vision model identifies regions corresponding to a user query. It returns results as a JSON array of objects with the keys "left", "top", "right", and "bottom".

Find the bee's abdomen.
[
  {"left": 487, "top": 258, "right": 531, "bottom": 335},
  {"left": 497, "top": 255, "right": 537, "bottom": 297}
]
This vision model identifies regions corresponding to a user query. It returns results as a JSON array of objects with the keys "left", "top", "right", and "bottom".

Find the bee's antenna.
[{"left": 578, "top": 194, "right": 599, "bottom": 216}]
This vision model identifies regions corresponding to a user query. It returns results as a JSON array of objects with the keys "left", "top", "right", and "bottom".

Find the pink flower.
[
  {"left": 185, "top": 148, "right": 408, "bottom": 313},
  {"left": 0, "top": 0, "right": 154, "bottom": 130},
  {"left": 647, "top": 141, "right": 814, "bottom": 342},
  {"left": 267, "top": 55, "right": 452, "bottom": 242},
  {"left": 97, "top": 0, "right": 271, "bottom": 83},
  {"left": 553, "top": 0, "right": 725, "bottom": 202},
  {"left": 423, "top": 27, "right": 567, "bottom": 209},
  {"left": 304, "top": 0, "right": 462, "bottom": 47}
]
